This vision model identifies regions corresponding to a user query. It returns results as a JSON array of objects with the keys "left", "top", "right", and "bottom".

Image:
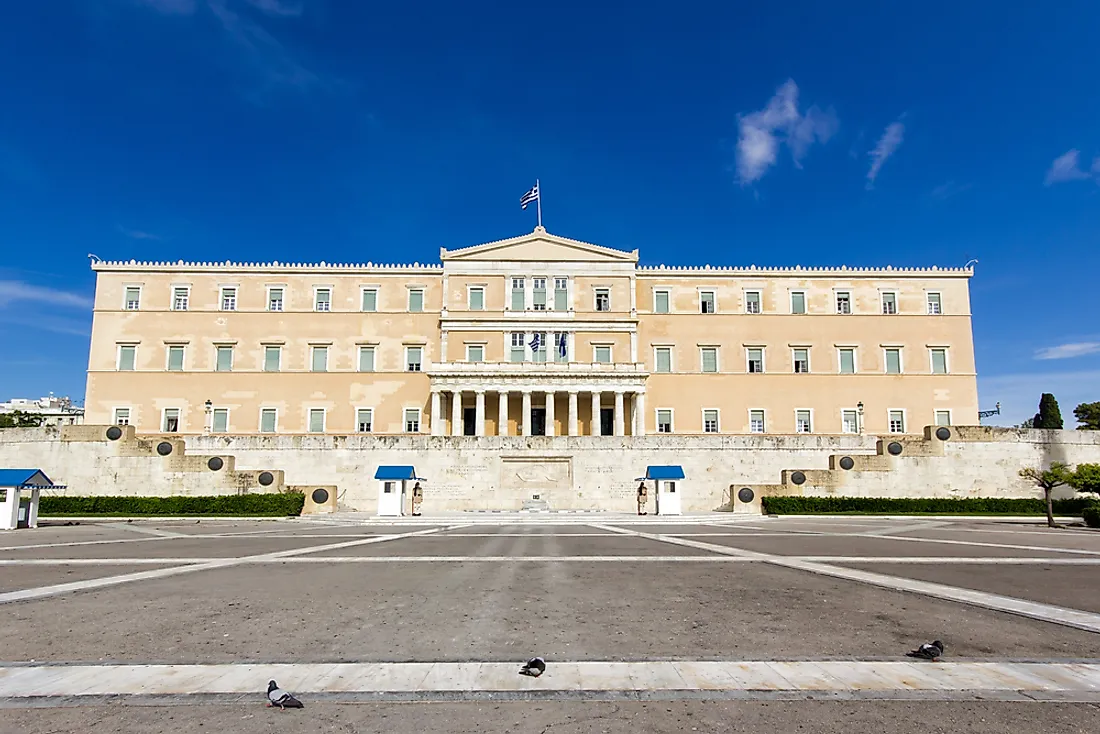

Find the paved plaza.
[{"left": 1, "top": 514, "right": 1099, "bottom": 732}]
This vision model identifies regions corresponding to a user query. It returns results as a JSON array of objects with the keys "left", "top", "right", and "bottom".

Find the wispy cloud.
[
  {"left": 0, "top": 281, "right": 94, "bottom": 310},
  {"left": 980, "top": 370, "right": 1100, "bottom": 428},
  {"left": 735, "top": 80, "right": 838, "bottom": 186},
  {"left": 0, "top": 313, "right": 92, "bottom": 338},
  {"left": 930, "top": 180, "right": 974, "bottom": 200},
  {"left": 1035, "top": 342, "right": 1100, "bottom": 360},
  {"left": 117, "top": 225, "right": 162, "bottom": 240},
  {"left": 242, "top": 0, "right": 303, "bottom": 15},
  {"left": 866, "top": 120, "right": 904, "bottom": 188},
  {"left": 1044, "top": 149, "right": 1093, "bottom": 186}
]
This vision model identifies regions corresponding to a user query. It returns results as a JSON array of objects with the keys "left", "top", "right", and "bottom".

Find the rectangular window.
[
  {"left": 927, "top": 292, "right": 942, "bottom": 315},
  {"left": 700, "top": 290, "right": 716, "bottom": 314},
  {"left": 656, "top": 409, "right": 673, "bottom": 434},
  {"left": 314, "top": 288, "right": 331, "bottom": 312},
  {"left": 311, "top": 346, "right": 328, "bottom": 372},
  {"left": 467, "top": 344, "right": 484, "bottom": 362},
  {"left": 744, "top": 291, "right": 761, "bottom": 314},
  {"left": 836, "top": 291, "right": 851, "bottom": 314},
  {"left": 594, "top": 345, "right": 612, "bottom": 364},
  {"left": 531, "top": 332, "right": 547, "bottom": 363},
  {"left": 930, "top": 348, "right": 948, "bottom": 374},
  {"left": 554, "top": 278, "right": 568, "bottom": 310},
  {"left": 595, "top": 288, "right": 610, "bottom": 312},
  {"left": 468, "top": 287, "right": 484, "bottom": 311},
  {"left": 700, "top": 347, "right": 718, "bottom": 373},
  {"left": 220, "top": 287, "right": 237, "bottom": 312},
  {"left": 842, "top": 409, "right": 859, "bottom": 434},
  {"left": 790, "top": 291, "right": 806, "bottom": 314},
  {"left": 113, "top": 407, "right": 130, "bottom": 426},
  {"left": 747, "top": 347, "right": 764, "bottom": 373},
  {"left": 703, "top": 409, "right": 719, "bottom": 434},
  {"left": 407, "top": 289, "right": 424, "bottom": 313},
  {"left": 510, "top": 332, "right": 525, "bottom": 362},
  {"left": 308, "top": 408, "right": 325, "bottom": 433},
  {"left": 532, "top": 278, "right": 547, "bottom": 311},
  {"left": 795, "top": 409, "right": 812, "bottom": 433},
  {"left": 888, "top": 409, "right": 906, "bottom": 434},
  {"left": 358, "top": 346, "right": 375, "bottom": 372},
  {"left": 267, "top": 287, "right": 284, "bottom": 312},
  {"left": 404, "top": 408, "right": 421, "bottom": 433},
  {"left": 167, "top": 345, "right": 185, "bottom": 371},
  {"left": 356, "top": 408, "right": 373, "bottom": 433},
  {"left": 510, "top": 277, "right": 525, "bottom": 311},
  {"left": 212, "top": 408, "right": 229, "bottom": 433},
  {"left": 935, "top": 410, "right": 952, "bottom": 426},
  {"left": 215, "top": 345, "right": 233, "bottom": 372},
  {"left": 793, "top": 348, "right": 810, "bottom": 374},
  {"left": 260, "top": 408, "right": 277, "bottom": 433},
  {"left": 654, "top": 289, "right": 670, "bottom": 313},
  {"left": 162, "top": 408, "right": 180, "bottom": 433},
  {"left": 361, "top": 288, "right": 377, "bottom": 312},
  {"left": 406, "top": 346, "right": 422, "bottom": 372},
  {"left": 124, "top": 286, "right": 141, "bottom": 310},
  {"left": 749, "top": 409, "right": 765, "bottom": 434},
  {"left": 838, "top": 348, "right": 856, "bottom": 374},
  {"left": 553, "top": 332, "right": 568, "bottom": 363},
  {"left": 264, "top": 345, "right": 281, "bottom": 372},
  {"left": 881, "top": 292, "right": 898, "bottom": 315},
  {"left": 172, "top": 287, "right": 189, "bottom": 311},
  {"left": 885, "top": 348, "right": 902, "bottom": 374},
  {"left": 117, "top": 345, "right": 137, "bottom": 371},
  {"left": 655, "top": 346, "right": 672, "bottom": 373}
]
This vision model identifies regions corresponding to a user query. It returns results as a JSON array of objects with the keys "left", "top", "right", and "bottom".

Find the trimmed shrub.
[
  {"left": 1084, "top": 505, "right": 1100, "bottom": 529},
  {"left": 761, "top": 496, "right": 1095, "bottom": 515},
  {"left": 39, "top": 493, "right": 305, "bottom": 517}
]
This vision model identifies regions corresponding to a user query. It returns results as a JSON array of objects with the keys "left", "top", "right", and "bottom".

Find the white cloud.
[
  {"left": 735, "top": 80, "right": 837, "bottom": 185},
  {"left": 980, "top": 370, "right": 1100, "bottom": 428},
  {"left": 1035, "top": 342, "right": 1100, "bottom": 360},
  {"left": 866, "top": 121, "right": 904, "bottom": 188},
  {"left": 0, "top": 281, "right": 94, "bottom": 310},
  {"left": 1044, "top": 149, "right": 1092, "bottom": 186},
  {"left": 929, "top": 180, "right": 974, "bottom": 200}
]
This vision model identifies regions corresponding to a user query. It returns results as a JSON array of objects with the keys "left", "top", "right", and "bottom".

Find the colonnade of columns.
[{"left": 430, "top": 388, "right": 645, "bottom": 437}]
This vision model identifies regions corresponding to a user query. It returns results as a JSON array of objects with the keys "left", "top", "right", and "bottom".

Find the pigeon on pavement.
[
  {"left": 267, "top": 680, "right": 304, "bottom": 709},
  {"left": 905, "top": 640, "right": 945, "bottom": 661},
  {"left": 519, "top": 657, "right": 546, "bottom": 677}
]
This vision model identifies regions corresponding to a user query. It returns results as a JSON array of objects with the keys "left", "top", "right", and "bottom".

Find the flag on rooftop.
[{"left": 520, "top": 183, "right": 539, "bottom": 210}]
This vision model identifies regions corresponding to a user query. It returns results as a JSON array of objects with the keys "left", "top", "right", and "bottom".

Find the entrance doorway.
[
  {"left": 531, "top": 408, "right": 546, "bottom": 436},
  {"left": 463, "top": 408, "right": 476, "bottom": 436},
  {"left": 600, "top": 408, "right": 614, "bottom": 436}
]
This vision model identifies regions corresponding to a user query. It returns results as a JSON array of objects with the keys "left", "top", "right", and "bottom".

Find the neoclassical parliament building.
[{"left": 84, "top": 227, "right": 978, "bottom": 438}]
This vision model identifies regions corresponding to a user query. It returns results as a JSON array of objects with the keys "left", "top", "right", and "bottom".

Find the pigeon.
[
  {"left": 519, "top": 657, "right": 546, "bottom": 677},
  {"left": 905, "top": 640, "right": 945, "bottom": 661},
  {"left": 266, "top": 680, "right": 304, "bottom": 709}
]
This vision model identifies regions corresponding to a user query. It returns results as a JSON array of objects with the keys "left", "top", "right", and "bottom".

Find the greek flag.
[
  {"left": 528, "top": 333, "right": 541, "bottom": 352},
  {"left": 557, "top": 332, "right": 567, "bottom": 359},
  {"left": 520, "top": 183, "right": 539, "bottom": 210}
]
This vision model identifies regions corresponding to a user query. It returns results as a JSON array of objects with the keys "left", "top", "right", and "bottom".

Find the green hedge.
[
  {"left": 1084, "top": 506, "right": 1100, "bottom": 529},
  {"left": 39, "top": 493, "right": 304, "bottom": 517},
  {"left": 761, "top": 496, "right": 1097, "bottom": 515}
]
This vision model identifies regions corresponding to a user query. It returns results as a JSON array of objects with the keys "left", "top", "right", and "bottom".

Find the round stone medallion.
[
  {"left": 839, "top": 456, "right": 855, "bottom": 470},
  {"left": 935, "top": 427, "right": 951, "bottom": 441},
  {"left": 258, "top": 471, "right": 275, "bottom": 486},
  {"left": 207, "top": 456, "right": 224, "bottom": 471},
  {"left": 887, "top": 441, "right": 904, "bottom": 456},
  {"left": 737, "top": 487, "right": 755, "bottom": 503},
  {"left": 790, "top": 471, "right": 807, "bottom": 485},
  {"left": 311, "top": 488, "right": 330, "bottom": 505},
  {"left": 156, "top": 441, "right": 173, "bottom": 456},
  {"left": 105, "top": 426, "right": 123, "bottom": 441}
]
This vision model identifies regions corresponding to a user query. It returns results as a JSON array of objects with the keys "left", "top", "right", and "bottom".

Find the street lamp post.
[
  {"left": 857, "top": 401, "right": 864, "bottom": 435},
  {"left": 204, "top": 399, "right": 212, "bottom": 435}
]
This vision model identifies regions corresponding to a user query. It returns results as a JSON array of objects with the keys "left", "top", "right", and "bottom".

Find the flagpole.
[{"left": 536, "top": 178, "right": 543, "bottom": 228}]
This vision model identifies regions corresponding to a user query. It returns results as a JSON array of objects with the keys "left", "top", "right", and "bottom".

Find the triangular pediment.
[{"left": 441, "top": 228, "right": 638, "bottom": 263}]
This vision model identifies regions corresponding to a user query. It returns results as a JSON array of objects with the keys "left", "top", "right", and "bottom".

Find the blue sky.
[{"left": 1, "top": 0, "right": 1098, "bottom": 426}]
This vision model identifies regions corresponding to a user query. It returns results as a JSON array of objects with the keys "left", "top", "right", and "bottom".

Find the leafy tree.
[
  {"left": 1073, "top": 402, "right": 1100, "bottom": 430},
  {"left": 1069, "top": 463, "right": 1100, "bottom": 495},
  {"left": 1032, "top": 393, "right": 1064, "bottom": 429},
  {"left": 1019, "top": 463, "right": 1075, "bottom": 528},
  {"left": 0, "top": 411, "right": 44, "bottom": 428},
  {"left": 1017, "top": 417, "right": 1035, "bottom": 429}
]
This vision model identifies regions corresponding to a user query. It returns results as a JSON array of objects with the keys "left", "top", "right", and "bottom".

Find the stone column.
[
  {"left": 614, "top": 391, "right": 625, "bottom": 436},
  {"left": 431, "top": 390, "right": 443, "bottom": 436},
  {"left": 635, "top": 392, "right": 646, "bottom": 436},
  {"left": 544, "top": 390, "right": 555, "bottom": 437},
  {"left": 568, "top": 391, "right": 579, "bottom": 436},
  {"left": 475, "top": 390, "right": 485, "bottom": 437},
  {"left": 630, "top": 332, "right": 638, "bottom": 363},
  {"left": 497, "top": 391, "right": 509, "bottom": 436},
  {"left": 590, "top": 391, "right": 602, "bottom": 436},
  {"left": 451, "top": 390, "right": 463, "bottom": 436},
  {"left": 440, "top": 330, "right": 449, "bottom": 364},
  {"left": 521, "top": 391, "right": 532, "bottom": 437}
]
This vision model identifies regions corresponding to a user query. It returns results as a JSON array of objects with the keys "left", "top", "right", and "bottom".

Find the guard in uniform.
[
  {"left": 411, "top": 481, "right": 423, "bottom": 516},
  {"left": 637, "top": 481, "right": 648, "bottom": 515}
]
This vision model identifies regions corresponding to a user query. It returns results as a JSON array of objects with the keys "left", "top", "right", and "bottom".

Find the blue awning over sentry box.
[
  {"left": 374, "top": 466, "right": 422, "bottom": 481},
  {"left": 641, "top": 466, "right": 685, "bottom": 480},
  {"left": 0, "top": 469, "right": 66, "bottom": 490}
]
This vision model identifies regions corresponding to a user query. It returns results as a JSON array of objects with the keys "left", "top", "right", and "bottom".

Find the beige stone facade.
[{"left": 85, "top": 227, "right": 977, "bottom": 438}]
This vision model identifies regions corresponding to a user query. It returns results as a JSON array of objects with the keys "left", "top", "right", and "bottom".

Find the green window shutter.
[
  {"left": 839, "top": 349, "right": 854, "bottom": 374},
  {"left": 362, "top": 290, "right": 377, "bottom": 312},
  {"left": 212, "top": 409, "right": 228, "bottom": 433},
  {"left": 359, "top": 347, "right": 374, "bottom": 372},
  {"left": 469, "top": 289, "right": 484, "bottom": 310},
  {"left": 791, "top": 292, "right": 805, "bottom": 314},
  {"left": 886, "top": 350, "right": 901, "bottom": 374},
  {"left": 656, "top": 348, "right": 671, "bottom": 373},
  {"left": 216, "top": 347, "right": 233, "bottom": 371},
  {"left": 931, "top": 350, "right": 947, "bottom": 374},
  {"left": 701, "top": 349, "right": 717, "bottom": 373},
  {"left": 264, "top": 347, "right": 281, "bottom": 372},
  {"left": 312, "top": 347, "right": 328, "bottom": 372},
  {"left": 655, "top": 291, "right": 669, "bottom": 313},
  {"left": 167, "top": 347, "right": 184, "bottom": 371},
  {"left": 309, "top": 410, "right": 325, "bottom": 433},
  {"left": 260, "top": 410, "right": 276, "bottom": 433},
  {"left": 554, "top": 287, "right": 568, "bottom": 311},
  {"left": 408, "top": 290, "right": 424, "bottom": 312}
]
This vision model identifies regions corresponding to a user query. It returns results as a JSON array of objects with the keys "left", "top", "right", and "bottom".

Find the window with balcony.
[
  {"left": 404, "top": 408, "right": 421, "bottom": 433},
  {"left": 749, "top": 409, "right": 765, "bottom": 433},
  {"left": 162, "top": 408, "right": 180, "bottom": 433},
  {"left": 793, "top": 348, "right": 810, "bottom": 373},
  {"left": 308, "top": 408, "right": 326, "bottom": 433},
  {"left": 220, "top": 287, "right": 237, "bottom": 312},
  {"left": 594, "top": 345, "right": 612, "bottom": 364},
  {"left": 595, "top": 288, "right": 611, "bottom": 312},
  {"left": 215, "top": 345, "right": 233, "bottom": 372},
  {"left": 795, "top": 409, "right": 812, "bottom": 433},
  {"left": 532, "top": 278, "right": 547, "bottom": 311},
  {"left": 264, "top": 345, "right": 281, "bottom": 372},
  {"left": 117, "top": 345, "right": 137, "bottom": 371},
  {"left": 314, "top": 288, "right": 331, "bottom": 312},
  {"left": 747, "top": 347, "right": 764, "bottom": 373},
  {"left": 212, "top": 408, "right": 229, "bottom": 433},
  {"left": 703, "top": 409, "right": 719, "bottom": 433},
  {"left": 790, "top": 290, "right": 806, "bottom": 314},
  {"left": 311, "top": 346, "right": 328, "bottom": 372},
  {"left": 656, "top": 409, "right": 673, "bottom": 433},
  {"left": 554, "top": 277, "right": 568, "bottom": 310},
  {"left": 468, "top": 286, "right": 484, "bottom": 311},
  {"left": 260, "top": 408, "right": 277, "bottom": 433},
  {"left": 885, "top": 348, "right": 902, "bottom": 374},
  {"left": 113, "top": 407, "right": 130, "bottom": 426},
  {"left": 881, "top": 292, "right": 898, "bottom": 315},
  {"left": 124, "top": 286, "right": 141, "bottom": 310},
  {"left": 927, "top": 292, "right": 942, "bottom": 315},
  {"left": 553, "top": 332, "right": 568, "bottom": 362},
  {"left": 654, "top": 289, "right": 670, "bottom": 313},
  {"left": 838, "top": 348, "right": 856, "bottom": 374},
  {"left": 842, "top": 409, "right": 859, "bottom": 434},
  {"left": 407, "top": 288, "right": 424, "bottom": 313},
  {"left": 361, "top": 288, "right": 377, "bottom": 312},
  {"left": 510, "top": 332, "right": 525, "bottom": 362},
  {"left": 172, "top": 287, "right": 190, "bottom": 311},
  {"left": 888, "top": 409, "right": 906, "bottom": 434},
  {"left": 836, "top": 291, "right": 851, "bottom": 314},
  {"left": 358, "top": 346, "right": 375, "bottom": 372},
  {"left": 356, "top": 408, "right": 373, "bottom": 433},
  {"left": 531, "top": 332, "right": 548, "bottom": 362},
  {"left": 406, "top": 346, "right": 422, "bottom": 372},
  {"left": 700, "top": 290, "right": 716, "bottom": 314},
  {"left": 930, "top": 348, "right": 948, "bottom": 374},
  {"left": 654, "top": 346, "right": 672, "bottom": 373},
  {"left": 744, "top": 291, "right": 761, "bottom": 314},
  {"left": 510, "top": 278, "right": 525, "bottom": 311},
  {"left": 167, "top": 345, "right": 185, "bottom": 371},
  {"left": 700, "top": 347, "right": 718, "bottom": 373},
  {"left": 267, "top": 287, "right": 284, "bottom": 312}
]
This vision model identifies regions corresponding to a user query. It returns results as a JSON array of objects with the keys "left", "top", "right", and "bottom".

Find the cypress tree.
[{"left": 1032, "top": 393, "right": 1064, "bottom": 429}]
